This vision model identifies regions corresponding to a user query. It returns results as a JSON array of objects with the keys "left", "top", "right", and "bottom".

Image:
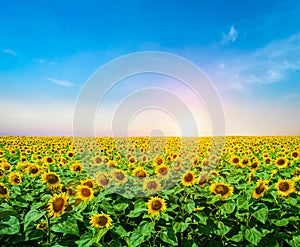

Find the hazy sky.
[{"left": 1, "top": 0, "right": 300, "bottom": 136}]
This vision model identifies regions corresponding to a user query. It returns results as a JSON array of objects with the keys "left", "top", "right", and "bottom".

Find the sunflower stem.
[{"left": 45, "top": 214, "right": 51, "bottom": 245}]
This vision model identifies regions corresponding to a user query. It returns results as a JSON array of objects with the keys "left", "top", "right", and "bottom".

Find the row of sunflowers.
[{"left": 0, "top": 136, "right": 299, "bottom": 246}]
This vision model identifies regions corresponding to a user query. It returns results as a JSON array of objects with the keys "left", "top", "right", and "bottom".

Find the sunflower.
[
  {"left": 66, "top": 151, "right": 75, "bottom": 159},
  {"left": 0, "top": 169, "right": 5, "bottom": 179},
  {"left": 44, "top": 156, "right": 54, "bottom": 165},
  {"left": 0, "top": 183, "right": 9, "bottom": 198},
  {"left": 36, "top": 221, "right": 48, "bottom": 231},
  {"left": 27, "top": 164, "right": 40, "bottom": 177},
  {"left": 275, "top": 157, "right": 289, "bottom": 169},
  {"left": 230, "top": 156, "right": 240, "bottom": 166},
  {"left": 250, "top": 160, "right": 260, "bottom": 170},
  {"left": 253, "top": 179, "right": 269, "bottom": 199},
  {"left": 154, "top": 156, "right": 164, "bottom": 166},
  {"left": 111, "top": 169, "right": 127, "bottom": 183},
  {"left": 90, "top": 213, "right": 112, "bottom": 229},
  {"left": 248, "top": 171, "right": 255, "bottom": 184},
  {"left": 198, "top": 173, "right": 209, "bottom": 186},
  {"left": 42, "top": 172, "right": 61, "bottom": 188},
  {"left": 155, "top": 164, "right": 170, "bottom": 178},
  {"left": 1, "top": 162, "right": 12, "bottom": 172},
  {"left": 70, "top": 163, "right": 83, "bottom": 173},
  {"left": 81, "top": 178, "right": 95, "bottom": 188},
  {"left": 48, "top": 193, "right": 69, "bottom": 218},
  {"left": 276, "top": 179, "right": 295, "bottom": 197},
  {"left": 8, "top": 172, "right": 22, "bottom": 185},
  {"left": 93, "top": 156, "right": 103, "bottom": 165},
  {"left": 76, "top": 185, "right": 94, "bottom": 202},
  {"left": 143, "top": 178, "right": 161, "bottom": 193},
  {"left": 182, "top": 171, "right": 197, "bottom": 186},
  {"left": 291, "top": 150, "right": 299, "bottom": 160},
  {"left": 95, "top": 172, "right": 110, "bottom": 187},
  {"left": 211, "top": 182, "right": 233, "bottom": 199},
  {"left": 132, "top": 167, "right": 148, "bottom": 178},
  {"left": 147, "top": 197, "right": 167, "bottom": 216}
]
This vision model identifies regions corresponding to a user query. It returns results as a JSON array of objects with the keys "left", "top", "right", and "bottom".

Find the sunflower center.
[
  {"left": 53, "top": 198, "right": 65, "bottom": 212},
  {"left": 292, "top": 152, "right": 298, "bottom": 158},
  {"left": 115, "top": 172, "right": 125, "bottom": 180},
  {"left": 46, "top": 157, "right": 53, "bottom": 163},
  {"left": 136, "top": 170, "right": 146, "bottom": 178},
  {"left": 47, "top": 174, "right": 59, "bottom": 184},
  {"left": 14, "top": 177, "right": 20, "bottom": 183},
  {"left": 97, "top": 216, "right": 108, "bottom": 226},
  {"left": 279, "top": 182, "right": 289, "bottom": 191},
  {"left": 242, "top": 159, "right": 249, "bottom": 165},
  {"left": 81, "top": 188, "right": 91, "bottom": 197},
  {"left": 147, "top": 181, "right": 158, "bottom": 190},
  {"left": 232, "top": 158, "right": 239, "bottom": 164},
  {"left": 159, "top": 167, "right": 168, "bottom": 176},
  {"left": 251, "top": 163, "right": 258, "bottom": 169},
  {"left": 277, "top": 159, "right": 285, "bottom": 166},
  {"left": 199, "top": 175, "right": 208, "bottom": 185},
  {"left": 156, "top": 158, "right": 163, "bottom": 165},
  {"left": 30, "top": 167, "right": 38, "bottom": 174},
  {"left": 74, "top": 166, "right": 81, "bottom": 171},
  {"left": 151, "top": 200, "right": 162, "bottom": 210},
  {"left": 99, "top": 176, "right": 109, "bottom": 186},
  {"left": 184, "top": 173, "right": 194, "bottom": 182},
  {"left": 255, "top": 185, "right": 265, "bottom": 194},
  {"left": 84, "top": 181, "right": 93, "bottom": 188},
  {"left": 215, "top": 185, "right": 229, "bottom": 195},
  {"left": 95, "top": 157, "right": 102, "bottom": 164},
  {"left": 0, "top": 185, "right": 8, "bottom": 195}
]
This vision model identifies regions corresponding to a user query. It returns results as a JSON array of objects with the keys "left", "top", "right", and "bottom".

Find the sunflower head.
[
  {"left": 8, "top": 172, "right": 22, "bottom": 185},
  {"left": 0, "top": 183, "right": 9, "bottom": 198},
  {"left": 76, "top": 185, "right": 94, "bottom": 202},
  {"left": 147, "top": 197, "right": 167, "bottom": 216},
  {"left": 48, "top": 193, "right": 69, "bottom": 218},
  {"left": 28, "top": 164, "right": 40, "bottom": 177},
  {"left": 42, "top": 172, "right": 61, "bottom": 188},
  {"left": 111, "top": 169, "right": 127, "bottom": 183},
  {"left": 81, "top": 178, "right": 95, "bottom": 188},
  {"left": 0, "top": 169, "right": 5, "bottom": 179},
  {"left": 155, "top": 165, "right": 170, "bottom": 178},
  {"left": 182, "top": 171, "right": 197, "bottom": 186},
  {"left": 276, "top": 179, "right": 295, "bottom": 197},
  {"left": 95, "top": 172, "right": 110, "bottom": 187},
  {"left": 211, "top": 182, "right": 233, "bottom": 199},
  {"left": 275, "top": 157, "right": 289, "bottom": 169},
  {"left": 143, "top": 179, "right": 161, "bottom": 193},
  {"left": 70, "top": 163, "right": 83, "bottom": 173},
  {"left": 253, "top": 179, "right": 268, "bottom": 199},
  {"left": 90, "top": 213, "right": 112, "bottom": 229},
  {"left": 132, "top": 167, "right": 148, "bottom": 179}
]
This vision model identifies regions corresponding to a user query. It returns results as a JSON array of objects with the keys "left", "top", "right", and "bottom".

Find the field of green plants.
[{"left": 0, "top": 136, "right": 299, "bottom": 246}]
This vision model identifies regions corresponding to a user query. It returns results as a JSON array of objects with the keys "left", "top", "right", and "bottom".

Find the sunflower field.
[{"left": 0, "top": 136, "right": 299, "bottom": 246}]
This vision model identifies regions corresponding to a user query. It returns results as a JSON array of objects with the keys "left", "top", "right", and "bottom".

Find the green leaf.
[
  {"left": 288, "top": 235, "right": 300, "bottom": 247},
  {"left": 173, "top": 221, "right": 189, "bottom": 233},
  {"left": 215, "top": 221, "right": 232, "bottom": 236},
  {"left": 230, "top": 231, "right": 243, "bottom": 242},
  {"left": 252, "top": 207, "right": 268, "bottom": 224},
  {"left": 25, "top": 229, "right": 44, "bottom": 241},
  {"left": 114, "top": 224, "right": 129, "bottom": 237},
  {"left": 194, "top": 211, "right": 208, "bottom": 225},
  {"left": 184, "top": 200, "right": 195, "bottom": 213},
  {"left": 236, "top": 197, "right": 249, "bottom": 210},
  {"left": 95, "top": 228, "right": 108, "bottom": 243},
  {"left": 129, "top": 230, "right": 147, "bottom": 247},
  {"left": 220, "top": 202, "right": 236, "bottom": 215},
  {"left": 75, "top": 232, "right": 93, "bottom": 247},
  {"left": 160, "top": 227, "right": 178, "bottom": 246},
  {"left": 0, "top": 216, "right": 20, "bottom": 235},
  {"left": 244, "top": 227, "right": 263, "bottom": 245},
  {"left": 24, "top": 209, "right": 46, "bottom": 230},
  {"left": 51, "top": 216, "right": 79, "bottom": 236},
  {"left": 284, "top": 198, "right": 298, "bottom": 206},
  {"left": 113, "top": 202, "right": 128, "bottom": 211},
  {"left": 0, "top": 208, "right": 18, "bottom": 219},
  {"left": 271, "top": 218, "right": 289, "bottom": 226}
]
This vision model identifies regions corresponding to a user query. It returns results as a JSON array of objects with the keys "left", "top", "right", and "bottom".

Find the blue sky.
[{"left": 1, "top": 0, "right": 300, "bottom": 136}]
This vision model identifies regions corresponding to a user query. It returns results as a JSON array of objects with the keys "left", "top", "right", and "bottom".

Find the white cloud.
[
  {"left": 45, "top": 77, "right": 74, "bottom": 87},
  {"left": 222, "top": 25, "right": 238, "bottom": 44},
  {"left": 2, "top": 49, "right": 17, "bottom": 56}
]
